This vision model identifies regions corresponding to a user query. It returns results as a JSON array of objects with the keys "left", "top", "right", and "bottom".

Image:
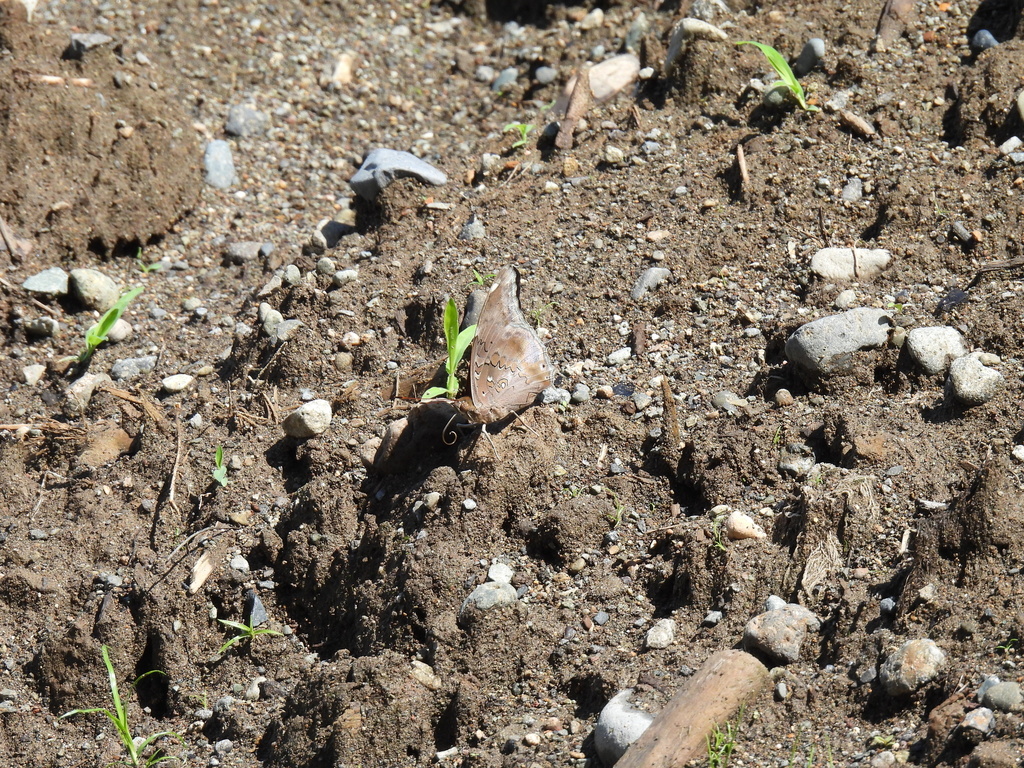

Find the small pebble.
[
  {"left": 204, "top": 140, "right": 238, "bottom": 189},
  {"left": 645, "top": 618, "right": 675, "bottom": 649},
  {"left": 971, "top": 29, "right": 999, "bottom": 51},
  {"left": 607, "top": 348, "right": 632, "bottom": 366},
  {"left": 282, "top": 399, "right": 333, "bottom": 438},
  {"left": 224, "top": 104, "right": 269, "bottom": 137},
  {"left": 161, "top": 374, "right": 194, "bottom": 394},
  {"left": 792, "top": 37, "right": 825, "bottom": 77},
  {"left": 947, "top": 352, "right": 1003, "bottom": 406},
  {"left": 22, "top": 267, "right": 69, "bottom": 296},
  {"left": 70, "top": 268, "right": 119, "bottom": 311},
  {"left": 349, "top": 148, "right": 447, "bottom": 201},
  {"left": 631, "top": 267, "right": 670, "bottom": 300},
  {"left": 594, "top": 690, "right": 653, "bottom": 766}
]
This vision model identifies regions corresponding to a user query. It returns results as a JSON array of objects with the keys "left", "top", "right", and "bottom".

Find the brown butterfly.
[{"left": 456, "top": 265, "right": 554, "bottom": 424}]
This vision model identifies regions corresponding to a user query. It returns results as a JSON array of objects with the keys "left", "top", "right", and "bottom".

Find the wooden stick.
[{"left": 616, "top": 649, "right": 769, "bottom": 768}]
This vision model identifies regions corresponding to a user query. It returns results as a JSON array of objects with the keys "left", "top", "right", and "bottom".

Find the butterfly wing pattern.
[{"left": 464, "top": 266, "right": 553, "bottom": 424}]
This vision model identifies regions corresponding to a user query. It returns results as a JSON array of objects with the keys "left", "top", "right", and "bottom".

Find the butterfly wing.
[{"left": 468, "top": 266, "right": 553, "bottom": 423}]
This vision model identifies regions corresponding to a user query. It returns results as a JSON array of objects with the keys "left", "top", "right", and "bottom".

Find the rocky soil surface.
[{"left": 3, "top": 0, "right": 1024, "bottom": 766}]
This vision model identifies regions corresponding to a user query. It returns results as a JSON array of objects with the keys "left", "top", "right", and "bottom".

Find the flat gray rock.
[
  {"left": 631, "top": 267, "right": 671, "bottom": 299},
  {"left": 810, "top": 247, "right": 890, "bottom": 281},
  {"left": 22, "top": 267, "right": 69, "bottom": 296},
  {"left": 785, "top": 307, "right": 892, "bottom": 375},
  {"left": 349, "top": 148, "right": 447, "bottom": 201},
  {"left": 459, "top": 581, "right": 517, "bottom": 618},
  {"left": 981, "top": 681, "right": 1023, "bottom": 712},
  {"left": 111, "top": 355, "right": 157, "bottom": 381}
]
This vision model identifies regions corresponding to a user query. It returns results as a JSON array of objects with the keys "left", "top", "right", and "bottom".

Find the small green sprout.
[
  {"left": 422, "top": 298, "right": 476, "bottom": 400},
  {"left": 870, "top": 733, "right": 896, "bottom": 749},
  {"left": 606, "top": 490, "right": 625, "bottom": 528},
  {"left": 711, "top": 512, "right": 728, "bottom": 552},
  {"left": 217, "top": 618, "right": 283, "bottom": 655},
  {"left": 78, "top": 286, "right": 144, "bottom": 363},
  {"left": 736, "top": 41, "right": 820, "bottom": 113},
  {"left": 996, "top": 638, "right": 1019, "bottom": 654},
  {"left": 707, "top": 718, "right": 738, "bottom": 767},
  {"left": 60, "top": 645, "right": 182, "bottom": 767},
  {"left": 470, "top": 268, "right": 495, "bottom": 286},
  {"left": 503, "top": 122, "right": 535, "bottom": 149},
  {"left": 211, "top": 446, "right": 229, "bottom": 487},
  {"left": 135, "top": 248, "right": 162, "bottom": 274}
]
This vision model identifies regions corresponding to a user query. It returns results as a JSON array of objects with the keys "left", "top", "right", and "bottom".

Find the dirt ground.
[{"left": 3, "top": 0, "right": 1024, "bottom": 765}]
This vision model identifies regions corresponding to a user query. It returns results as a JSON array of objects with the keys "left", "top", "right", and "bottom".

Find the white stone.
[
  {"left": 161, "top": 374, "right": 194, "bottom": 394},
  {"left": 487, "top": 563, "right": 514, "bottom": 584},
  {"left": 810, "top": 247, "right": 891, "bottom": 281},
  {"left": 106, "top": 318, "right": 133, "bottom": 344},
  {"left": 607, "top": 347, "right": 632, "bottom": 366},
  {"left": 594, "top": 690, "right": 654, "bottom": 766},
  {"left": 21, "top": 364, "right": 45, "bottom": 386},
  {"left": 282, "top": 399, "right": 333, "bottom": 438},
  {"left": 905, "top": 326, "right": 966, "bottom": 375},
  {"left": 69, "top": 268, "right": 120, "bottom": 311},
  {"left": 645, "top": 618, "right": 676, "bottom": 649}
]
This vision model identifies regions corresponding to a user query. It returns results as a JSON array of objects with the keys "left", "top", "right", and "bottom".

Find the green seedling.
[
  {"left": 211, "top": 446, "right": 229, "bottom": 487},
  {"left": 135, "top": 248, "right": 162, "bottom": 274},
  {"left": 996, "top": 638, "right": 1018, "bottom": 654},
  {"left": 78, "top": 286, "right": 144, "bottom": 363},
  {"left": 422, "top": 298, "right": 476, "bottom": 400},
  {"left": 711, "top": 512, "right": 728, "bottom": 552},
  {"left": 470, "top": 268, "right": 495, "bottom": 286},
  {"left": 736, "top": 41, "right": 820, "bottom": 113},
  {"left": 503, "top": 121, "right": 535, "bottom": 149},
  {"left": 60, "top": 645, "right": 182, "bottom": 767},
  {"left": 870, "top": 733, "right": 896, "bottom": 749},
  {"left": 217, "top": 618, "right": 283, "bottom": 655},
  {"left": 606, "top": 490, "right": 625, "bottom": 528},
  {"left": 707, "top": 718, "right": 738, "bottom": 767}
]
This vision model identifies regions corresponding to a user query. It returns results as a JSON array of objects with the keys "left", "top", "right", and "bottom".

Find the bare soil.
[{"left": 2, "top": 0, "right": 1024, "bottom": 766}]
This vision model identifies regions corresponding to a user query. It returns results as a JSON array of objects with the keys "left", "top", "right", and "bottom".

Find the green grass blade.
[
  {"left": 421, "top": 386, "right": 447, "bottom": 399},
  {"left": 452, "top": 324, "right": 477, "bottom": 367},
  {"left": 100, "top": 646, "right": 126, "bottom": 727},
  {"left": 736, "top": 41, "right": 819, "bottom": 112},
  {"left": 442, "top": 299, "right": 459, "bottom": 357},
  {"left": 217, "top": 619, "right": 249, "bottom": 631}
]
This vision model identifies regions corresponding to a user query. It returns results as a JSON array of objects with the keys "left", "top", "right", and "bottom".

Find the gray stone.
[
  {"left": 26, "top": 317, "right": 59, "bottom": 338},
  {"left": 333, "top": 268, "right": 359, "bottom": 287},
  {"left": 594, "top": 611, "right": 610, "bottom": 626},
  {"left": 259, "top": 303, "right": 283, "bottom": 337},
  {"left": 810, "top": 247, "right": 890, "bottom": 281},
  {"left": 459, "top": 581, "right": 517, "bottom": 617},
  {"left": 631, "top": 267, "right": 671, "bottom": 299},
  {"left": 594, "top": 690, "right": 653, "bottom": 766},
  {"left": 971, "top": 29, "right": 998, "bottom": 51},
  {"left": 22, "top": 267, "right": 69, "bottom": 296},
  {"left": 458, "top": 215, "right": 486, "bottom": 241},
  {"left": 998, "top": 136, "right": 1022, "bottom": 155},
  {"left": 878, "top": 638, "right": 946, "bottom": 696},
  {"left": 316, "top": 257, "right": 336, "bottom": 275},
  {"left": 570, "top": 383, "right": 591, "bottom": 403},
  {"left": 225, "top": 241, "right": 262, "bottom": 264},
  {"left": 785, "top": 307, "right": 893, "bottom": 375},
  {"left": 491, "top": 67, "right": 518, "bottom": 92},
  {"left": 70, "top": 268, "right": 119, "bottom": 311},
  {"left": 349, "top": 148, "right": 447, "bottom": 201},
  {"left": 535, "top": 66, "right": 557, "bottom": 85},
  {"left": 229, "top": 556, "right": 250, "bottom": 574},
  {"left": 273, "top": 319, "right": 305, "bottom": 343},
  {"left": 778, "top": 442, "right": 815, "bottom": 477},
  {"left": 487, "top": 563, "right": 514, "bottom": 584},
  {"left": 841, "top": 178, "right": 863, "bottom": 202},
  {"left": 981, "top": 681, "right": 1023, "bottom": 713},
  {"left": 742, "top": 601, "right": 820, "bottom": 664},
  {"left": 645, "top": 618, "right": 675, "bottom": 649},
  {"left": 906, "top": 326, "right": 966, "bottom": 375},
  {"left": 111, "top": 355, "right": 157, "bottom": 381},
  {"left": 948, "top": 353, "right": 1003, "bottom": 406},
  {"left": 792, "top": 38, "right": 825, "bottom": 77},
  {"left": 214, "top": 739, "right": 233, "bottom": 755},
  {"left": 541, "top": 387, "right": 570, "bottom": 406},
  {"left": 588, "top": 54, "right": 641, "bottom": 103},
  {"left": 835, "top": 289, "right": 857, "bottom": 309},
  {"left": 204, "top": 140, "right": 238, "bottom": 189},
  {"left": 703, "top": 610, "right": 723, "bottom": 627},
  {"left": 763, "top": 83, "right": 792, "bottom": 110},
  {"left": 475, "top": 65, "right": 495, "bottom": 83},
  {"left": 225, "top": 104, "right": 269, "bottom": 137},
  {"left": 282, "top": 399, "right": 332, "bottom": 438},
  {"left": 960, "top": 707, "right": 995, "bottom": 735},
  {"left": 607, "top": 347, "right": 632, "bottom": 366},
  {"left": 282, "top": 264, "right": 301, "bottom": 285},
  {"left": 246, "top": 592, "right": 269, "bottom": 626}
]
